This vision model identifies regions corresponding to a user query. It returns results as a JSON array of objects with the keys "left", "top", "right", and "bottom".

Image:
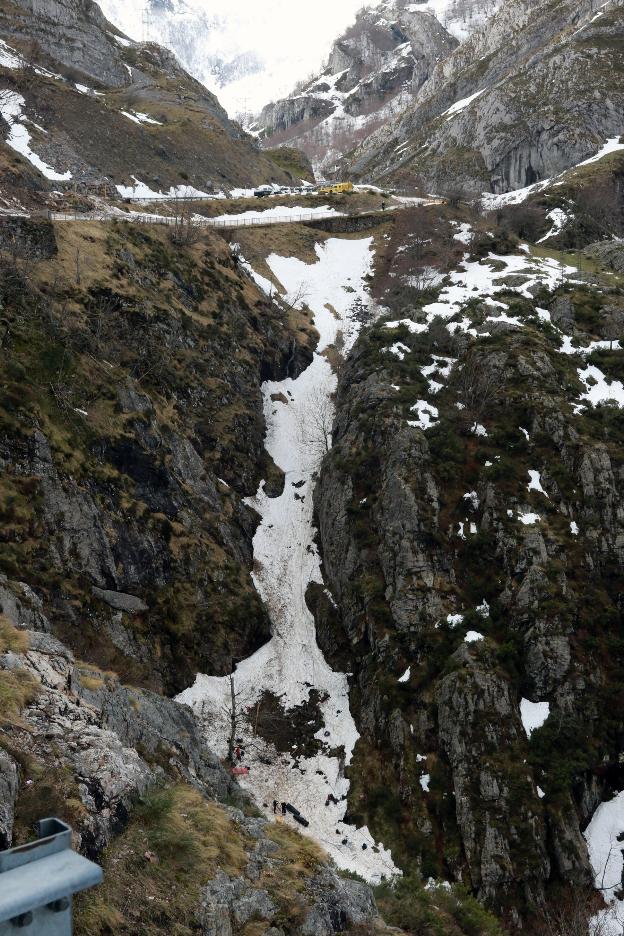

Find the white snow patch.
[
  {"left": 442, "top": 89, "right": 486, "bottom": 119},
  {"left": 0, "top": 91, "right": 71, "bottom": 181},
  {"left": 520, "top": 698, "right": 550, "bottom": 737},
  {"left": 577, "top": 137, "right": 624, "bottom": 168},
  {"left": 447, "top": 614, "right": 464, "bottom": 626},
  {"left": 475, "top": 599, "right": 490, "bottom": 618},
  {"left": 463, "top": 491, "right": 479, "bottom": 510},
  {"left": 584, "top": 789, "right": 624, "bottom": 934},
  {"left": 177, "top": 237, "right": 398, "bottom": 883},
  {"left": 577, "top": 365, "right": 624, "bottom": 409},
  {"left": 398, "top": 667, "right": 411, "bottom": 684},
  {"left": 385, "top": 318, "right": 428, "bottom": 335},
  {"left": 408, "top": 400, "right": 439, "bottom": 431},
  {"left": 465, "top": 631, "right": 484, "bottom": 643},
  {"left": 0, "top": 40, "right": 25, "bottom": 69},
  {"left": 518, "top": 511, "right": 541, "bottom": 525},
  {"left": 420, "top": 774, "right": 431, "bottom": 792},
  {"left": 537, "top": 208, "right": 570, "bottom": 243},
  {"left": 212, "top": 204, "right": 345, "bottom": 224},
  {"left": 121, "top": 109, "right": 163, "bottom": 125},
  {"left": 387, "top": 342, "right": 411, "bottom": 360},
  {"left": 570, "top": 521, "right": 579, "bottom": 536},
  {"left": 527, "top": 470, "right": 548, "bottom": 497},
  {"left": 452, "top": 222, "right": 473, "bottom": 244},
  {"left": 482, "top": 138, "right": 624, "bottom": 210}
]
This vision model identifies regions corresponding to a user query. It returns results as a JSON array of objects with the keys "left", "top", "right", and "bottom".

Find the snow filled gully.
[{"left": 178, "top": 237, "right": 399, "bottom": 883}]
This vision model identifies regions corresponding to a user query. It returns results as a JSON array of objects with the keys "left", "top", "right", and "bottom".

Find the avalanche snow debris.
[
  {"left": 116, "top": 177, "right": 214, "bottom": 200},
  {"left": 178, "top": 237, "right": 398, "bottom": 884}
]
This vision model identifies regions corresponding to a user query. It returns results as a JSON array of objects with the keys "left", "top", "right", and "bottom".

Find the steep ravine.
[{"left": 178, "top": 234, "right": 400, "bottom": 882}]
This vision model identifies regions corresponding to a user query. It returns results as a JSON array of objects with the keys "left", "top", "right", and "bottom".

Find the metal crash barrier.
[{"left": 0, "top": 818, "right": 102, "bottom": 935}]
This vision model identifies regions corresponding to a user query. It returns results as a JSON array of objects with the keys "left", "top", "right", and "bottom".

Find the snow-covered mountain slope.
[
  {"left": 96, "top": 0, "right": 385, "bottom": 119},
  {"left": 0, "top": 0, "right": 292, "bottom": 202},
  {"left": 343, "top": 0, "right": 624, "bottom": 194},
  {"left": 95, "top": 0, "right": 500, "bottom": 120},
  {"left": 257, "top": 0, "right": 458, "bottom": 174}
]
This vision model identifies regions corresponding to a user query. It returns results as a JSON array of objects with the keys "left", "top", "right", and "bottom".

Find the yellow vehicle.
[{"left": 317, "top": 182, "right": 354, "bottom": 195}]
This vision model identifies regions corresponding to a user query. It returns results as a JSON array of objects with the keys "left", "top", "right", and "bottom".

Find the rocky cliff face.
[
  {"left": 313, "top": 202, "right": 624, "bottom": 926},
  {"left": 257, "top": 0, "right": 457, "bottom": 174},
  {"left": 419, "top": 0, "right": 502, "bottom": 41},
  {"left": 344, "top": 0, "right": 624, "bottom": 194},
  {"left": 0, "top": 610, "right": 383, "bottom": 935},
  {"left": 0, "top": 215, "right": 316, "bottom": 693}
]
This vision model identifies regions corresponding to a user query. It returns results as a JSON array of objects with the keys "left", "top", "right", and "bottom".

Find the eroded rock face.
[
  {"left": 0, "top": 218, "right": 313, "bottom": 693},
  {"left": 199, "top": 854, "right": 378, "bottom": 936},
  {"left": 313, "top": 282, "right": 622, "bottom": 919},
  {"left": 0, "top": 609, "right": 240, "bottom": 855},
  {"left": 0, "top": 749, "right": 18, "bottom": 849},
  {"left": 345, "top": 0, "right": 624, "bottom": 193},
  {"left": 257, "top": 0, "right": 457, "bottom": 172},
  {"left": 8, "top": 0, "right": 132, "bottom": 87}
]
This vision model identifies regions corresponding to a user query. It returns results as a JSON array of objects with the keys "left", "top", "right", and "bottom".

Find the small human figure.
[
  {"left": 273, "top": 800, "right": 278, "bottom": 814},
  {"left": 234, "top": 746, "right": 242, "bottom": 761},
  {"left": 281, "top": 802, "right": 287, "bottom": 816},
  {"left": 325, "top": 793, "right": 338, "bottom": 806}
]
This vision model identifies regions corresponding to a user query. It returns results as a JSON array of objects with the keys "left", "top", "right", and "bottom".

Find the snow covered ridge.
[{"left": 178, "top": 237, "right": 398, "bottom": 884}]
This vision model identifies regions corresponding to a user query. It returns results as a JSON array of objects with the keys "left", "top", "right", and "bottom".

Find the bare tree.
[
  {"left": 169, "top": 197, "right": 203, "bottom": 246},
  {"left": 454, "top": 351, "right": 505, "bottom": 433},
  {"left": 295, "top": 388, "right": 335, "bottom": 461},
  {"left": 537, "top": 888, "right": 621, "bottom": 936},
  {"left": 282, "top": 281, "right": 309, "bottom": 313},
  {"left": 407, "top": 266, "right": 443, "bottom": 294}
]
